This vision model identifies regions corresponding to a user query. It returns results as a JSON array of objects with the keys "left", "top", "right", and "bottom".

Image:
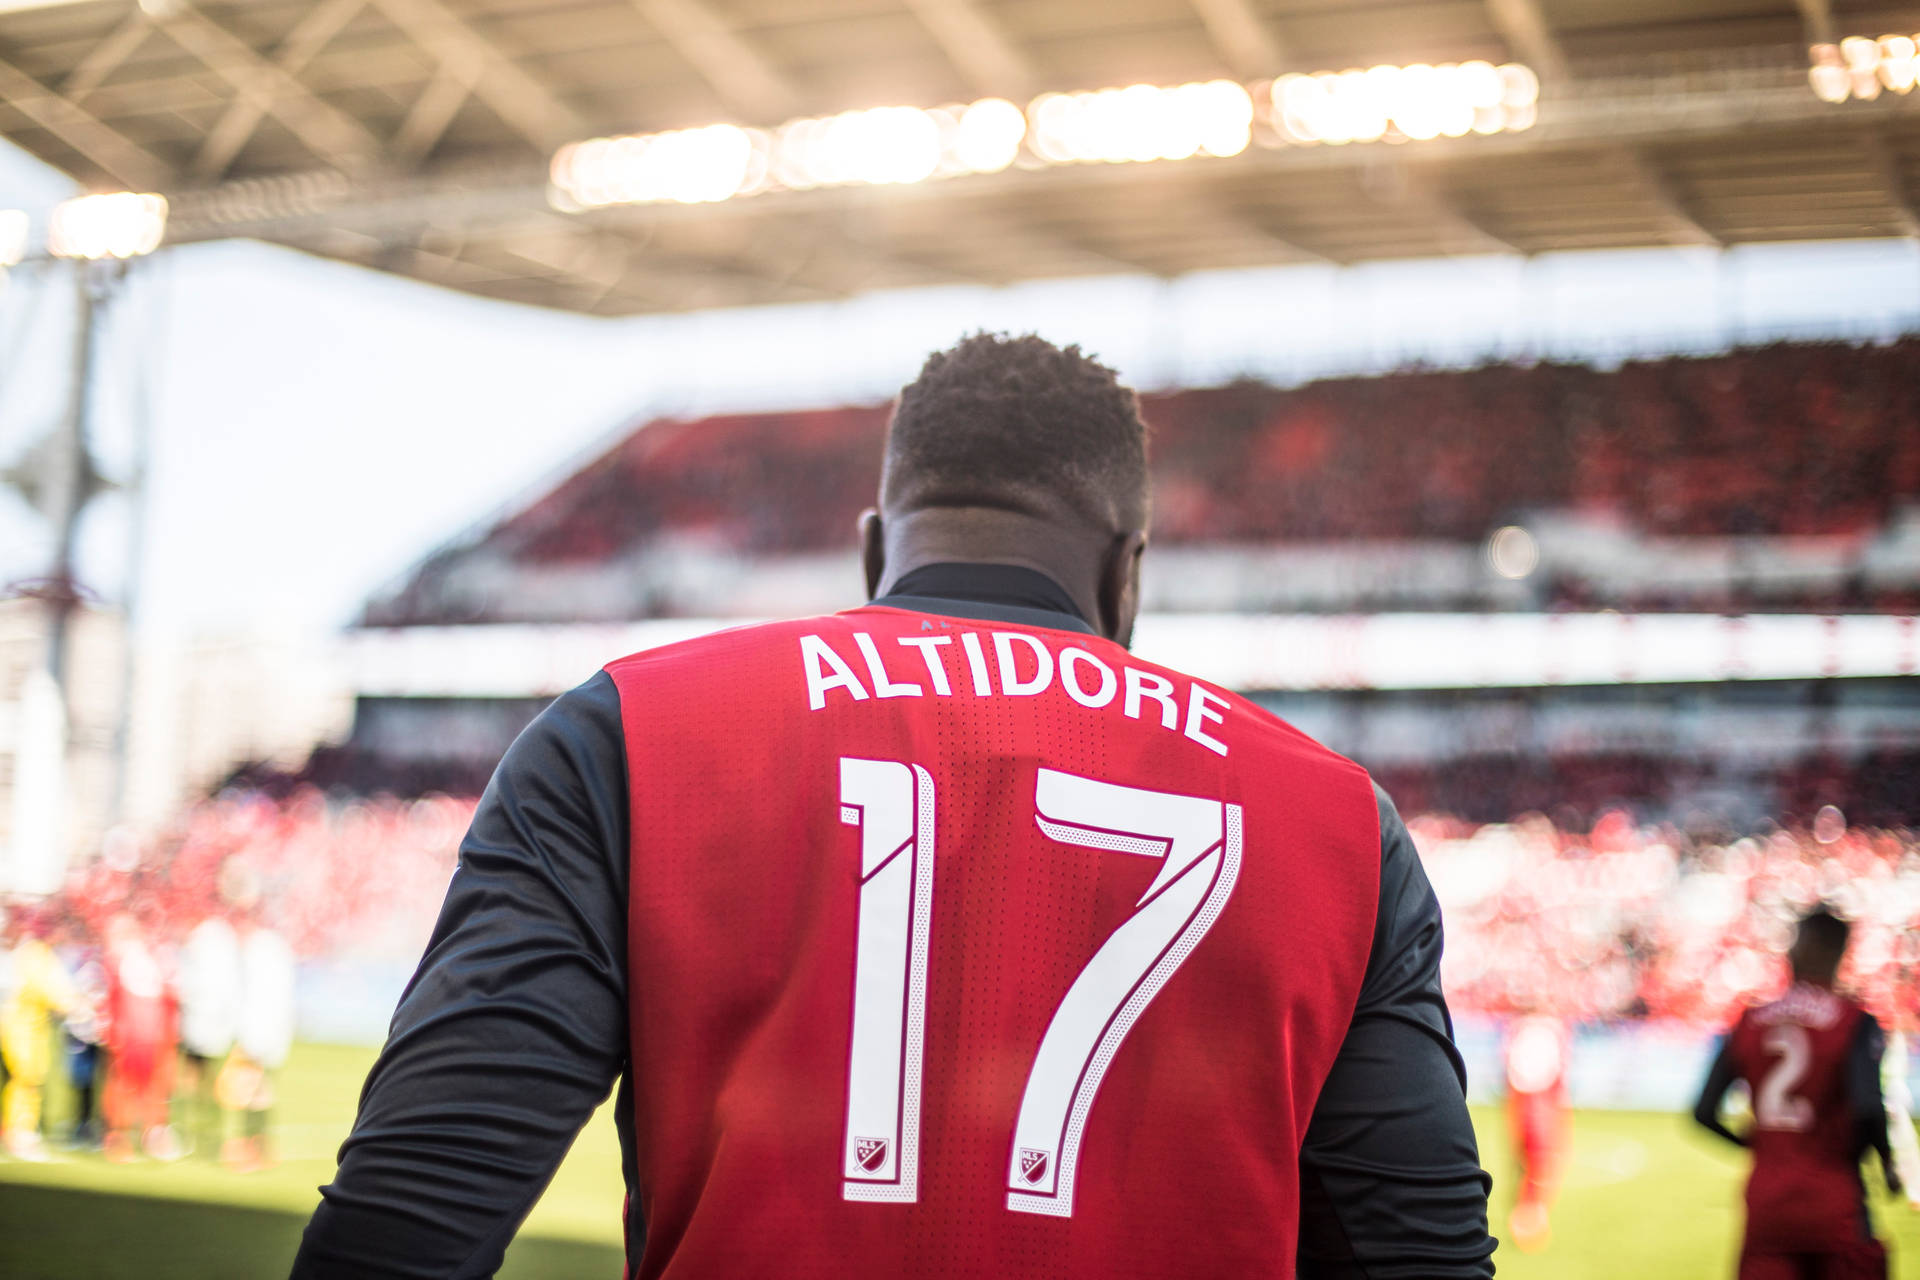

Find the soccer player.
[
  {"left": 292, "top": 334, "right": 1494, "bottom": 1278},
  {"left": 100, "top": 911, "right": 182, "bottom": 1162},
  {"left": 1503, "top": 1008, "right": 1571, "bottom": 1252},
  {"left": 227, "top": 908, "right": 296, "bottom": 1171},
  {"left": 1, "top": 908, "right": 80, "bottom": 1160},
  {"left": 1693, "top": 906, "right": 1903, "bottom": 1279}
]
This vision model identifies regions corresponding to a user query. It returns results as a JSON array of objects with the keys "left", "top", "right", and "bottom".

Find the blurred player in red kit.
[
  {"left": 101, "top": 911, "right": 181, "bottom": 1161},
  {"left": 1694, "top": 907, "right": 1902, "bottom": 1279},
  {"left": 1503, "top": 1009, "right": 1571, "bottom": 1251}
]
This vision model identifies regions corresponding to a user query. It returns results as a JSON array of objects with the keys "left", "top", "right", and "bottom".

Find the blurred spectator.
[{"left": 100, "top": 913, "right": 180, "bottom": 1162}]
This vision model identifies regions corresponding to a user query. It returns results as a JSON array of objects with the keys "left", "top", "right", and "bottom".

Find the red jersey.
[
  {"left": 1505, "top": 1016, "right": 1570, "bottom": 1142},
  {"left": 608, "top": 604, "right": 1382, "bottom": 1278},
  {"left": 1725, "top": 983, "right": 1872, "bottom": 1250},
  {"left": 104, "top": 935, "right": 176, "bottom": 1063}
]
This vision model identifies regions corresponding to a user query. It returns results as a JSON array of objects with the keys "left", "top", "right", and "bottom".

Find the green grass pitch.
[{"left": 0, "top": 1040, "right": 1913, "bottom": 1278}]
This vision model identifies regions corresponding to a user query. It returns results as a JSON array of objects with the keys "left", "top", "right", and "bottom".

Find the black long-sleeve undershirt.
[{"left": 292, "top": 566, "right": 1494, "bottom": 1279}]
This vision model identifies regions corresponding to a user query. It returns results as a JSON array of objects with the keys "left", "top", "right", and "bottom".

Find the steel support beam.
[
  {"left": 190, "top": 0, "right": 369, "bottom": 180},
  {"left": 0, "top": 53, "right": 171, "bottom": 188},
  {"left": 1795, "top": 0, "right": 1836, "bottom": 47},
  {"left": 60, "top": 11, "right": 151, "bottom": 104},
  {"left": 629, "top": 0, "right": 799, "bottom": 121},
  {"left": 1486, "top": 0, "right": 1720, "bottom": 247},
  {"left": 900, "top": 0, "right": 1033, "bottom": 98},
  {"left": 368, "top": 0, "right": 586, "bottom": 153},
  {"left": 390, "top": 46, "right": 482, "bottom": 165},
  {"left": 1484, "top": 0, "right": 1569, "bottom": 82},
  {"left": 1186, "top": 0, "right": 1286, "bottom": 80},
  {"left": 1862, "top": 131, "right": 1920, "bottom": 237}
]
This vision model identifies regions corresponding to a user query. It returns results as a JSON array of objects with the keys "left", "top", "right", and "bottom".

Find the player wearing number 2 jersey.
[
  {"left": 292, "top": 334, "right": 1494, "bottom": 1278},
  {"left": 1694, "top": 907, "right": 1903, "bottom": 1280}
]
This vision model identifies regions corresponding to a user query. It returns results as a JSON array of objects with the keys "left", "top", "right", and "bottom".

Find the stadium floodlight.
[
  {"left": 1808, "top": 34, "right": 1920, "bottom": 102},
  {"left": 47, "top": 192, "right": 168, "bottom": 260},
  {"left": 952, "top": 98, "right": 1026, "bottom": 174},
  {"left": 777, "top": 105, "right": 943, "bottom": 188},
  {"left": 551, "top": 125, "right": 764, "bottom": 209},
  {"left": 1028, "top": 81, "right": 1253, "bottom": 166},
  {"left": 1487, "top": 525, "right": 1539, "bottom": 580},
  {"left": 554, "top": 96, "right": 1032, "bottom": 211},
  {"left": 0, "top": 210, "right": 27, "bottom": 269},
  {"left": 1272, "top": 60, "right": 1536, "bottom": 146},
  {"left": 549, "top": 62, "right": 1529, "bottom": 213}
]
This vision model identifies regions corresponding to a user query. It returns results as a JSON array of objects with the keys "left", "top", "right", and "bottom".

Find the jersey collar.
[{"left": 869, "top": 562, "right": 1099, "bottom": 636}]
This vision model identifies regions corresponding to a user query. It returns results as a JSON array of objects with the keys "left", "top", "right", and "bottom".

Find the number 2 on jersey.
[
  {"left": 1755, "top": 1024, "right": 1815, "bottom": 1132},
  {"left": 837, "top": 757, "right": 1244, "bottom": 1217}
]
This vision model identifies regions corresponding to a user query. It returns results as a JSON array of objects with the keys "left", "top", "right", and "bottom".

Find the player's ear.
[
  {"left": 860, "top": 508, "right": 885, "bottom": 600},
  {"left": 1098, "top": 530, "right": 1148, "bottom": 649}
]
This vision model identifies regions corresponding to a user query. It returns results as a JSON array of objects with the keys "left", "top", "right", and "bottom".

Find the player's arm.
[
  {"left": 290, "top": 672, "right": 632, "bottom": 1280},
  {"left": 1847, "top": 1012, "right": 1900, "bottom": 1194},
  {"left": 1295, "top": 784, "right": 1496, "bottom": 1280},
  {"left": 1690, "top": 1034, "right": 1748, "bottom": 1148}
]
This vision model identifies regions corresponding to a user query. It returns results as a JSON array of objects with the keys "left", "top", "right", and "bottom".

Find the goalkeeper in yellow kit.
[{"left": 2, "top": 909, "right": 82, "bottom": 1160}]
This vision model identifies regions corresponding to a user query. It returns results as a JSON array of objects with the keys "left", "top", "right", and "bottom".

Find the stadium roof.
[{"left": 4, "top": 0, "right": 1920, "bottom": 313}]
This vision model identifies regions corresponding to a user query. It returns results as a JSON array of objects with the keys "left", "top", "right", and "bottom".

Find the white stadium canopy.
[{"left": 3, "top": 0, "right": 1920, "bottom": 311}]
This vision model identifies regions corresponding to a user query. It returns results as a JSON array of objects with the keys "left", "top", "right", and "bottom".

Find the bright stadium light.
[
  {"left": 549, "top": 64, "right": 1520, "bottom": 212},
  {"left": 552, "top": 124, "right": 767, "bottom": 209},
  {"left": 1272, "top": 60, "right": 1536, "bottom": 146},
  {"left": 1487, "top": 525, "right": 1539, "bottom": 580},
  {"left": 788, "top": 105, "right": 942, "bottom": 187},
  {"left": 47, "top": 192, "right": 168, "bottom": 260},
  {"left": 951, "top": 98, "right": 1026, "bottom": 173},
  {"left": 0, "top": 210, "right": 27, "bottom": 268},
  {"left": 1808, "top": 33, "right": 1920, "bottom": 101},
  {"left": 1027, "top": 81, "right": 1252, "bottom": 166}
]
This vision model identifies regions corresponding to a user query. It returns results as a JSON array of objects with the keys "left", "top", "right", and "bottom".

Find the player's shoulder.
[{"left": 602, "top": 615, "right": 822, "bottom": 678}]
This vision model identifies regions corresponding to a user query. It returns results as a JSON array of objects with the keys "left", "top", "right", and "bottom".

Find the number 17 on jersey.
[{"left": 837, "top": 756, "right": 1243, "bottom": 1217}]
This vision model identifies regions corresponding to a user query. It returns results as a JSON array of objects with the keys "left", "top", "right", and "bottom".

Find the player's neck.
[{"left": 870, "top": 507, "right": 1109, "bottom": 634}]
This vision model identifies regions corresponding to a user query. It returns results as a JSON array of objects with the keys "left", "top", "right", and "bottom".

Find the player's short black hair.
[
  {"left": 882, "top": 332, "right": 1149, "bottom": 529},
  {"left": 1791, "top": 905, "right": 1851, "bottom": 977}
]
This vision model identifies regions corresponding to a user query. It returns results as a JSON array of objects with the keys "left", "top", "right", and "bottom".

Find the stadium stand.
[
  {"left": 1420, "top": 811, "right": 1920, "bottom": 1029},
  {"left": 364, "top": 339, "right": 1920, "bottom": 626}
]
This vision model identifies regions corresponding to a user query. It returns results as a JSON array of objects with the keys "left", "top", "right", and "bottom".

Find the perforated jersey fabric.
[
  {"left": 292, "top": 566, "right": 1494, "bottom": 1280},
  {"left": 616, "top": 603, "right": 1375, "bottom": 1277}
]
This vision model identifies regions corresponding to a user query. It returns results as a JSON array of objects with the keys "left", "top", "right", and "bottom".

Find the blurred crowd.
[
  {"left": 1374, "top": 746, "right": 1920, "bottom": 829},
  {"left": 1420, "top": 807, "right": 1920, "bottom": 1032},
  {"left": 369, "top": 339, "right": 1920, "bottom": 626},
  {"left": 0, "top": 791, "right": 474, "bottom": 1165},
  {"left": 0, "top": 883, "right": 293, "bottom": 1166},
  {"left": 4, "top": 786, "right": 1910, "bottom": 1104}
]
